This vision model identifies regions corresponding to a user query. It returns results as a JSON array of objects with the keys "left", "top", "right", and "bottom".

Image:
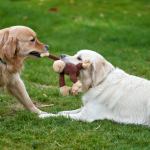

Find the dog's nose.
[
  {"left": 61, "top": 54, "right": 66, "bottom": 58},
  {"left": 45, "top": 45, "right": 49, "bottom": 50}
]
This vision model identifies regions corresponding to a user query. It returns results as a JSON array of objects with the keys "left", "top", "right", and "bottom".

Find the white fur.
[{"left": 39, "top": 50, "right": 150, "bottom": 125}]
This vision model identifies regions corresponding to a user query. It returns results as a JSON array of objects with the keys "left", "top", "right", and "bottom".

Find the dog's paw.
[
  {"left": 38, "top": 110, "right": 47, "bottom": 115},
  {"left": 39, "top": 113, "right": 56, "bottom": 118}
]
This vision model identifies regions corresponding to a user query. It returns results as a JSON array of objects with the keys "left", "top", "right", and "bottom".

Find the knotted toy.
[{"left": 40, "top": 53, "right": 90, "bottom": 96}]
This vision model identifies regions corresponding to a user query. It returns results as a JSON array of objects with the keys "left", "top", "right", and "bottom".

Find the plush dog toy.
[{"left": 40, "top": 53, "right": 90, "bottom": 96}]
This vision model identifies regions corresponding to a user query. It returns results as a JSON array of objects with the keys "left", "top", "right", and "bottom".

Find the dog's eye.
[
  {"left": 77, "top": 57, "right": 82, "bottom": 61},
  {"left": 30, "top": 38, "right": 35, "bottom": 42}
]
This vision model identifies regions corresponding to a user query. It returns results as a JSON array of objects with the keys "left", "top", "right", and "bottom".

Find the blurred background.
[
  {"left": 0, "top": 0, "right": 149, "bottom": 78},
  {"left": 1, "top": 0, "right": 150, "bottom": 63}
]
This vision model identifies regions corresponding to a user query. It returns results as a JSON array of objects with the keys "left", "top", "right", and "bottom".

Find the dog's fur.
[
  {"left": 39, "top": 50, "right": 150, "bottom": 125},
  {"left": 0, "top": 26, "right": 48, "bottom": 114}
]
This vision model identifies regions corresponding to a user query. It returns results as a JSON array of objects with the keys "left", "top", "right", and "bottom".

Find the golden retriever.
[
  {"left": 39, "top": 50, "right": 150, "bottom": 126},
  {"left": 0, "top": 26, "right": 49, "bottom": 114}
]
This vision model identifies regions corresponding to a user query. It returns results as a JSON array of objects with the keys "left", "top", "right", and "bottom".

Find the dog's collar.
[
  {"left": 0, "top": 57, "right": 6, "bottom": 65},
  {"left": 108, "top": 68, "right": 115, "bottom": 75}
]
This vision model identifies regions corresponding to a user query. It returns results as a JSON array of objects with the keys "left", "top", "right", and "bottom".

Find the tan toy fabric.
[{"left": 40, "top": 53, "right": 90, "bottom": 96}]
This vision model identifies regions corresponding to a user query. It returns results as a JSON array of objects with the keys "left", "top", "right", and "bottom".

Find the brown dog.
[{"left": 0, "top": 26, "right": 49, "bottom": 114}]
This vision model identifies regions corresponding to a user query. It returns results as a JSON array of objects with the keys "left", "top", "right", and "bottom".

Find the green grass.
[{"left": 0, "top": 0, "right": 150, "bottom": 149}]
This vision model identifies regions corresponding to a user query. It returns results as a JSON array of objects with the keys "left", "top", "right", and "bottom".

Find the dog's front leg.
[
  {"left": 6, "top": 78, "right": 45, "bottom": 114},
  {"left": 58, "top": 108, "right": 83, "bottom": 115}
]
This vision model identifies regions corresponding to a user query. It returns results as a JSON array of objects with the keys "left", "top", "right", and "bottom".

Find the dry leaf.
[
  {"left": 74, "top": 17, "right": 82, "bottom": 22},
  {"left": 137, "top": 13, "right": 141, "bottom": 17},
  {"left": 49, "top": 8, "right": 59, "bottom": 12},
  {"left": 96, "top": 125, "right": 100, "bottom": 129},
  {"left": 99, "top": 37, "right": 102, "bottom": 41},
  {"left": 74, "top": 18, "right": 78, "bottom": 22},
  {"left": 133, "top": 67, "right": 136, "bottom": 70},
  {"left": 123, "top": 10, "right": 127, "bottom": 14},
  {"left": 38, "top": 2, "right": 43, "bottom": 6},
  {"left": 70, "top": 0, "right": 74, "bottom": 3},
  {"left": 55, "top": 141, "right": 62, "bottom": 147},
  {"left": 100, "top": 13, "right": 104, "bottom": 17},
  {"left": 40, "top": 104, "right": 54, "bottom": 108},
  {"left": 23, "top": 16, "right": 27, "bottom": 20},
  {"left": 43, "top": 94, "right": 47, "bottom": 97}
]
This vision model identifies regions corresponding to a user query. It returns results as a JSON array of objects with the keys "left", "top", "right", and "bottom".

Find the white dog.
[{"left": 39, "top": 50, "right": 150, "bottom": 125}]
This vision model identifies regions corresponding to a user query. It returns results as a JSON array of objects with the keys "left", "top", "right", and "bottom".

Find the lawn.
[{"left": 0, "top": 0, "right": 150, "bottom": 149}]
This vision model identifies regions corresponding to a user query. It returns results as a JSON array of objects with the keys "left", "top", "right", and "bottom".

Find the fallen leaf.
[
  {"left": 38, "top": 2, "right": 43, "bottom": 6},
  {"left": 123, "top": 10, "right": 127, "bottom": 14},
  {"left": 99, "top": 37, "right": 102, "bottom": 41},
  {"left": 100, "top": 13, "right": 104, "bottom": 17},
  {"left": 133, "top": 67, "right": 136, "bottom": 70},
  {"left": 49, "top": 8, "right": 59, "bottom": 12},
  {"left": 137, "top": 13, "right": 141, "bottom": 17},
  {"left": 96, "top": 125, "right": 100, "bottom": 129},
  {"left": 40, "top": 104, "right": 54, "bottom": 108},
  {"left": 12, "top": 110, "right": 17, "bottom": 114},
  {"left": 23, "top": 16, "right": 27, "bottom": 20},
  {"left": 43, "top": 94, "right": 47, "bottom": 97},
  {"left": 55, "top": 141, "right": 62, "bottom": 147},
  {"left": 8, "top": 102, "right": 54, "bottom": 109},
  {"left": 74, "top": 18, "right": 78, "bottom": 22},
  {"left": 74, "top": 17, "right": 82, "bottom": 22},
  {"left": 70, "top": 0, "right": 74, "bottom": 3},
  {"left": 134, "top": 50, "right": 138, "bottom": 53}
]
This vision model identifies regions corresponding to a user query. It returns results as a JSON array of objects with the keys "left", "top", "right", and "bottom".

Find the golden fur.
[{"left": 0, "top": 26, "right": 48, "bottom": 114}]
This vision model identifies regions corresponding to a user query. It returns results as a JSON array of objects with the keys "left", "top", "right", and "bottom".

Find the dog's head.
[
  {"left": 61, "top": 50, "right": 114, "bottom": 92},
  {"left": 0, "top": 26, "right": 49, "bottom": 73}
]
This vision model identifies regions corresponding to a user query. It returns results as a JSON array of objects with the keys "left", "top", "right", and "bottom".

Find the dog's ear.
[
  {"left": 2, "top": 37, "right": 17, "bottom": 62},
  {"left": 91, "top": 60, "right": 107, "bottom": 86}
]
